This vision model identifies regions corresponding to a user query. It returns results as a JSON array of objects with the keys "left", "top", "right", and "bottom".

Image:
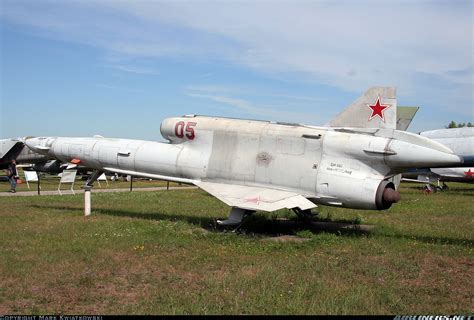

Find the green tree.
[
  {"left": 446, "top": 121, "right": 473, "bottom": 128},
  {"left": 447, "top": 121, "right": 457, "bottom": 128}
]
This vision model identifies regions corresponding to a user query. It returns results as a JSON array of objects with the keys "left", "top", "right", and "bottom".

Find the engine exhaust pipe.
[{"left": 376, "top": 181, "right": 400, "bottom": 210}]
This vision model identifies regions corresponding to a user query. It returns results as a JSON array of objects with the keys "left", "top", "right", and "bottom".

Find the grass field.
[{"left": 0, "top": 181, "right": 472, "bottom": 314}]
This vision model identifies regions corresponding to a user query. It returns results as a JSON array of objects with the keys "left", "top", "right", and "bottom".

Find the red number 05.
[{"left": 175, "top": 121, "right": 197, "bottom": 140}]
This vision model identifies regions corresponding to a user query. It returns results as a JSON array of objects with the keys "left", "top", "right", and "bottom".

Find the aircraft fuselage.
[{"left": 26, "top": 116, "right": 461, "bottom": 211}]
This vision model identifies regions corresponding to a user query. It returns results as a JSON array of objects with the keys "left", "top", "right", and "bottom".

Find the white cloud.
[
  {"left": 184, "top": 85, "right": 239, "bottom": 94},
  {"left": 108, "top": 2, "right": 472, "bottom": 84},
  {"left": 184, "top": 87, "right": 313, "bottom": 123},
  {"left": 95, "top": 83, "right": 146, "bottom": 93},
  {"left": 108, "top": 65, "right": 160, "bottom": 75},
  {"left": 1, "top": 0, "right": 472, "bottom": 116},
  {"left": 186, "top": 92, "right": 311, "bottom": 122}
]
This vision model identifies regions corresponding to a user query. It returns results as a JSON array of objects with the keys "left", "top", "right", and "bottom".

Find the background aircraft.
[
  {"left": 0, "top": 138, "right": 93, "bottom": 179},
  {"left": 24, "top": 87, "right": 462, "bottom": 225},
  {"left": 403, "top": 127, "right": 474, "bottom": 187},
  {"left": 0, "top": 138, "right": 50, "bottom": 170},
  {"left": 396, "top": 106, "right": 419, "bottom": 131}
]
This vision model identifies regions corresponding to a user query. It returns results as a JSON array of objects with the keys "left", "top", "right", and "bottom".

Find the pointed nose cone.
[
  {"left": 24, "top": 138, "right": 41, "bottom": 152},
  {"left": 387, "top": 140, "right": 462, "bottom": 168},
  {"left": 25, "top": 137, "right": 55, "bottom": 154}
]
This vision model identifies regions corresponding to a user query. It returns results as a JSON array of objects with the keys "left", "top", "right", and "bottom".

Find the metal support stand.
[
  {"left": 167, "top": 181, "right": 169, "bottom": 190},
  {"left": 292, "top": 208, "right": 318, "bottom": 220},
  {"left": 84, "top": 185, "right": 92, "bottom": 216},
  {"left": 86, "top": 170, "right": 104, "bottom": 187},
  {"left": 217, "top": 207, "right": 254, "bottom": 226},
  {"left": 82, "top": 170, "right": 104, "bottom": 216},
  {"left": 130, "top": 176, "right": 133, "bottom": 192},
  {"left": 37, "top": 172, "right": 40, "bottom": 196}
]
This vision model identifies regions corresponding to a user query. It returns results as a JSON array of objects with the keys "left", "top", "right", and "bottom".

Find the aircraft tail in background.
[{"left": 396, "top": 106, "right": 419, "bottom": 131}]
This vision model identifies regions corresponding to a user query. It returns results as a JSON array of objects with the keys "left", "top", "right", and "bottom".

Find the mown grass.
[{"left": 0, "top": 182, "right": 472, "bottom": 314}]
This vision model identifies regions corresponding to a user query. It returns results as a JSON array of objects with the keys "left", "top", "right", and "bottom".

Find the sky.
[{"left": 0, "top": 0, "right": 473, "bottom": 140}]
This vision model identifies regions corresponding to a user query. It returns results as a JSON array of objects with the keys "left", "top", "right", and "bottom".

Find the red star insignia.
[
  {"left": 367, "top": 96, "right": 391, "bottom": 122},
  {"left": 245, "top": 196, "right": 261, "bottom": 205},
  {"left": 464, "top": 169, "right": 474, "bottom": 178}
]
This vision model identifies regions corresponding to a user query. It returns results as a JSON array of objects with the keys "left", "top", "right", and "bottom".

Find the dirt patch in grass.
[{"left": 400, "top": 255, "right": 473, "bottom": 309}]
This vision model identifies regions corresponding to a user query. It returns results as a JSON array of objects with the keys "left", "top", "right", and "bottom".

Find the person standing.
[{"left": 7, "top": 160, "right": 19, "bottom": 193}]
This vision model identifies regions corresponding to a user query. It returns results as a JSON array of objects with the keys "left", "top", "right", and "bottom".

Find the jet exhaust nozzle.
[
  {"left": 383, "top": 187, "right": 401, "bottom": 205},
  {"left": 376, "top": 181, "right": 400, "bottom": 210}
]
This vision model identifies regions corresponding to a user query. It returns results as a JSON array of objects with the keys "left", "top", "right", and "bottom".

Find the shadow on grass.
[
  {"left": 32, "top": 204, "right": 215, "bottom": 229},
  {"left": 236, "top": 215, "right": 376, "bottom": 238},
  {"left": 31, "top": 204, "right": 474, "bottom": 247},
  {"left": 32, "top": 204, "right": 371, "bottom": 237}
]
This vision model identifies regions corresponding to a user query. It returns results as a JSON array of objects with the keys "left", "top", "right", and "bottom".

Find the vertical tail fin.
[
  {"left": 396, "top": 106, "right": 419, "bottom": 131},
  {"left": 327, "top": 87, "right": 397, "bottom": 129}
]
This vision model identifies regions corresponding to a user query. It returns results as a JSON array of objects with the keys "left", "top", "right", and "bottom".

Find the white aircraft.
[
  {"left": 25, "top": 87, "right": 462, "bottom": 225},
  {"left": 0, "top": 138, "right": 49, "bottom": 170},
  {"left": 403, "top": 127, "right": 474, "bottom": 187}
]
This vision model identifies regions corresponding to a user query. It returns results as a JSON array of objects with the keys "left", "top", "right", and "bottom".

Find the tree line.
[{"left": 446, "top": 121, "right": 473, "bottom": 128}]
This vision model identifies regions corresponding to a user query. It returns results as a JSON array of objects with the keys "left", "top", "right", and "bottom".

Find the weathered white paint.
[{"left": 25, "top": 87, "right": 462, "bottom": 214}]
